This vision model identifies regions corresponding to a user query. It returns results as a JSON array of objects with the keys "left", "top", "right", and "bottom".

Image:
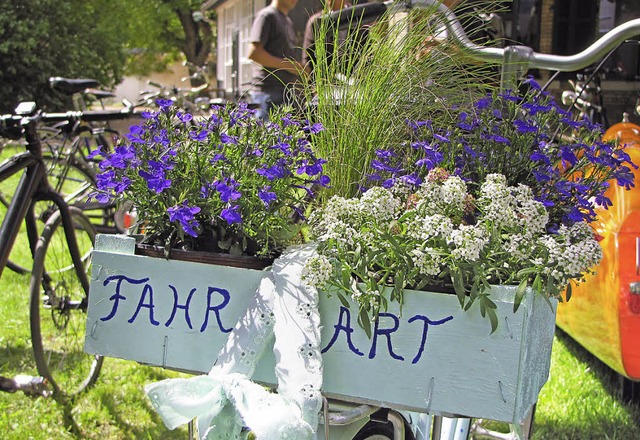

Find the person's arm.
[{"left": 248, "top": 42, "right": 309, "bottom": 77}]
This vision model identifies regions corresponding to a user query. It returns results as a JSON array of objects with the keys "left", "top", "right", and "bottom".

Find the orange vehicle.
[{"left": 556, "top": 114, "right": 640, "bottom": 381}]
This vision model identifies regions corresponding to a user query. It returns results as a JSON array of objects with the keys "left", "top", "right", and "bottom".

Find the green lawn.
[{"left": 532, "top": 329, "right": 640, "bottom": 439}]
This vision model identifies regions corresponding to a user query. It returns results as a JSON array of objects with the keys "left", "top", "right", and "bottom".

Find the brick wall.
[{"left": 539, "top": 0, "right": 554, "bottom": 56}]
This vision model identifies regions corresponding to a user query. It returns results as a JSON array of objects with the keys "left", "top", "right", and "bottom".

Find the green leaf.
[
  {"left": 487, "top": 307, "right": 498, "bottom": 334},
  {"left": 565, "top": 282, "right": 572, "bottom": 302},
  {"left": 541, "top": 293, "right": 555, "bottom": 312},
  {"left": 341, "top": 265, "right": 352, "bottom": 288},
  {"left": 463, "top": 296, "right": 476, "bottom": 311},
  {"left": 532, "top": 273, "right": 542, "bottom": 294},
  {"left": 451, "top": 268, "right": 466, "bottom": 307},
  {"left": 337, "top": 293, "right": 350, "bottom": 308},
  {"left": 514, "top": 278, "right": 528, "bottom": 313},
  {"left": 358, "top": 308, "right": 372, "bottom": 339},
  {"left": 516, "top": 267, "right": 537, "bottom": 277}
]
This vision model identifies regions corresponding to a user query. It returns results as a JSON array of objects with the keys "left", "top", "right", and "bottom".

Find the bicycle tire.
[
  {"left": 353, "top": 410, "right": 417, "bottom": 440},
  {"left": 29, "top": 206, "right": 103, "bottom": 396}
]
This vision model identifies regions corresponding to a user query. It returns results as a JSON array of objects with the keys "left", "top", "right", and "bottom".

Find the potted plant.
[
  {"left": 89, "top": 99, "right": 329, "bottom": 267},
  {"left": 303, "top": 76, "right": 636, "bottom": 333},
  {"left": 84, "top": 4, "right": 636, "bottom": 430}
]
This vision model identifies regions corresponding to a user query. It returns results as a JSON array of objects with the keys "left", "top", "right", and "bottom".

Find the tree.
[
  {"left": 123, "top": 0, "right": 216, "bottom": 85},
  {"left": 0, "top": 0, "right": 215, "bottom": 113},
  {"left": 0, "top": 0, "right": 129, "bottom": 112},
  {"left": 174, "top": 0, "right": 216, "bottom": 84}
]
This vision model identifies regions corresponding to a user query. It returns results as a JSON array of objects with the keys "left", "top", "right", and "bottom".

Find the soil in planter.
[{"left": 135, "top": 244, "right": 274, "bottom": 270}]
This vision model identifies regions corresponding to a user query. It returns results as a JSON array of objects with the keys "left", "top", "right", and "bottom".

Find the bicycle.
[
  {"left": 0, "top": 102, "right": 138, "bottom": 397},
  {"left": 46, "top": 77, "right": 142, "bottom": 233},
  {"left": 1, "top": 77, "right": 137, "bottom": 235}
]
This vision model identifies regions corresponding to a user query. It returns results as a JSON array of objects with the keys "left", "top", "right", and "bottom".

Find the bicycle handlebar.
[
  {"left": 332, "top": 0, "right": 640, "bottom": 90},
  {"left": 0, "top": 103, "right": 140, "bottom": 139}
]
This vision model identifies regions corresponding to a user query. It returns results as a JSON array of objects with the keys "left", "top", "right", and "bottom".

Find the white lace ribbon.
[
  {"left": 271, "top": 245, "right": 323, "bottom": 430},
  {"left": 145, "top": 245, "right": 323, "bottom": 439}
]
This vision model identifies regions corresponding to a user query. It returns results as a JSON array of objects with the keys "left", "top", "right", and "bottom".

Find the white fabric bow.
[{"left": 145, "top": 245, "right": 323, "bottom": 440}]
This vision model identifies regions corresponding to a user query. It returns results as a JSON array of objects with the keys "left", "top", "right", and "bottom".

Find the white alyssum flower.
[
  {"left": 389, "top": 179, "right": 413, "bottom": 199},
  {"left": 516, "top": 198, "right": 549, "bottom": 234},
  {"left": 301, "top": 255, "right": 334, "bottom": 290},
  {"left": 448, "top": 224, "right": 489, "bottom": 262},
  {"left": 406, "top": 214, "right": 454, "bottom": 241},
  {"left": 415, "top": 175, "right": 468, "bottom": 218},
  {"left": 505, "top": 233, "right": 538, "bottom": 260},
  {"left": 478, "top": 173, "right": 517, "bottom": 228},
  {"left": 351, "top": 287, "right": 381, "bottom": 310},
  {"left": 440, "top": 175, "right": 468, "bottom": 212},
  {"left": 315, "top": 220, "right": 358, "bottom": 246},
  {"left": 411, "top": 248, "right": 443, "bottom": 276},
  {"left": 539, "top": 222, "right": 602, "bottom": 285},
  {"left": 358, "top": 186, "right": 402, "bottom": 222},
  {"left": 309, "top": 196, "right": 359, "bottom": 228}
]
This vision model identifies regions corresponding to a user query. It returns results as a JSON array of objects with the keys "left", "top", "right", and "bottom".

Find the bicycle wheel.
[
  {"left": 41, "top": 135, "right": 97, "bottom": 202},
  {"left": 29, "top": 206, "right": 103, "bottom": 396},
  {"left": 40, "top": 133, "right": 119, "bottom": 232},
  {"left": 353, "top": 410, "right": 417, "bottom": 440}
]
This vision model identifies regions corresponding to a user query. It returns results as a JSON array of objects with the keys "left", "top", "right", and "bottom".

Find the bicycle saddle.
[{"left": 49, "top": 77, "right": 100, "bottom": 95}]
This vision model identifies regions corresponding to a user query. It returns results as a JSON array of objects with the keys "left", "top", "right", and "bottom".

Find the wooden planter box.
[{"left": 85, "top": 234, "right": 557, "bottom": 424}]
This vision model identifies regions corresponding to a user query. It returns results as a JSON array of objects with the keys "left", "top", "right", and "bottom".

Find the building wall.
[
  {"left": 210, "top": 0, "right": 640, "bottom": 124},
  {"left": 215, "top": 0, "right": 320, "bottom": 98}
]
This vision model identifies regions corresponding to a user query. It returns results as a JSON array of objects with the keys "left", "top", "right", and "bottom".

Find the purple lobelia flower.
[
  {"left": 168, "top": 202, "right": 201, "bottom": 237},
  {"left": 221, "top": 205, "right": 242, "bottom": 224},
  {"left": 89, "top": 99, "right": 329, "bottom": 258},
  {"left": 258, "top": 186, "right": 277, "bottom": 207},
  {"left": 216, "top": 178, "right": 242, "bottom": 202}
]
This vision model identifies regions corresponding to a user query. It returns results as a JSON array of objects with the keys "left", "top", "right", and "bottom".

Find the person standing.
[
  {"left": 248, "top": 0, "right": 309, "bottom": 120},
  {"left": 301, "top": 0, "right": 351, "bottom": 77}
]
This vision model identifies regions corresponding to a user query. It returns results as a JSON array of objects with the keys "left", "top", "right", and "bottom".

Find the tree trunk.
[{"left": 176, "top": 8, "right": 214, "bottom": 87}]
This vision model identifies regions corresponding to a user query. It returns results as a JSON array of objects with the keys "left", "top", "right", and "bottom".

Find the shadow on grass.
[
  {"left": 0, "top": 345, "right": 38, "bottom": 375},
  {"left": 96, "top": 389, "right": 185, "bottom": 439},
  {"left": 52, "top": 393, "right": 84, "bottom": 438}
]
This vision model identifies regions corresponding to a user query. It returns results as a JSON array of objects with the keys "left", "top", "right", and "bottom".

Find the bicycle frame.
[
  {"left": 0, "top": 112, "right": 88, "bottom": 290},
  {"left": 0, "top": 102, "right": 135, "bottom": 278}
]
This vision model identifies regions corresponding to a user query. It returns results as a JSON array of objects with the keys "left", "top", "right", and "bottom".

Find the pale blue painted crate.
[{"left": 85, "top": 234, "right": 556, "bottom": 424}]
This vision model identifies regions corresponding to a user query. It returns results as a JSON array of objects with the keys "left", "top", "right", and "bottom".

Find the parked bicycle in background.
[{"left": 0, "top": 102, "right": 137, "bottom": 398}]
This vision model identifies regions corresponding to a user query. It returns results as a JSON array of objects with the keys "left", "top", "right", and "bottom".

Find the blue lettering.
[
  {"left": 408, "top": 314, "right": 454, "bottom": 364},
  {"left": 164, "top": 286, "right": 196, "bottom": 329},
  {"left": 100, "top": 275, "right": 149, "bottom": 321},
  {"left": 128, "top": 284, "right": 160, "bottom": 326},
  {"left": 321, "top": 306, "right": 364, "bottom": 356},
  {"left": 368, "top": 312, "right": 404, "bottom": 361},
  {"left": 200, "top": 287, "right": 232, "bottom": 333}
]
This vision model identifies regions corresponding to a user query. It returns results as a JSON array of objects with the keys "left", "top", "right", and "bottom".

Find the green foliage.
[
  {"left": 0, "top": 0, "right": 128, "bottom": 112},
  {"left": 301, "top": 3, "right": 498, "bottom": 200},
  {"left": 0, "top": 0, "right": 215, "bottom": 113},
  {"left": 1, "top": 156, "right": 640, "bottom": 440},
  {"left": 120, "top": 0, "right": 216, "bottom": 78},
  {"left": 91, "top": 103, "right": 329, "bottom": 258}
]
